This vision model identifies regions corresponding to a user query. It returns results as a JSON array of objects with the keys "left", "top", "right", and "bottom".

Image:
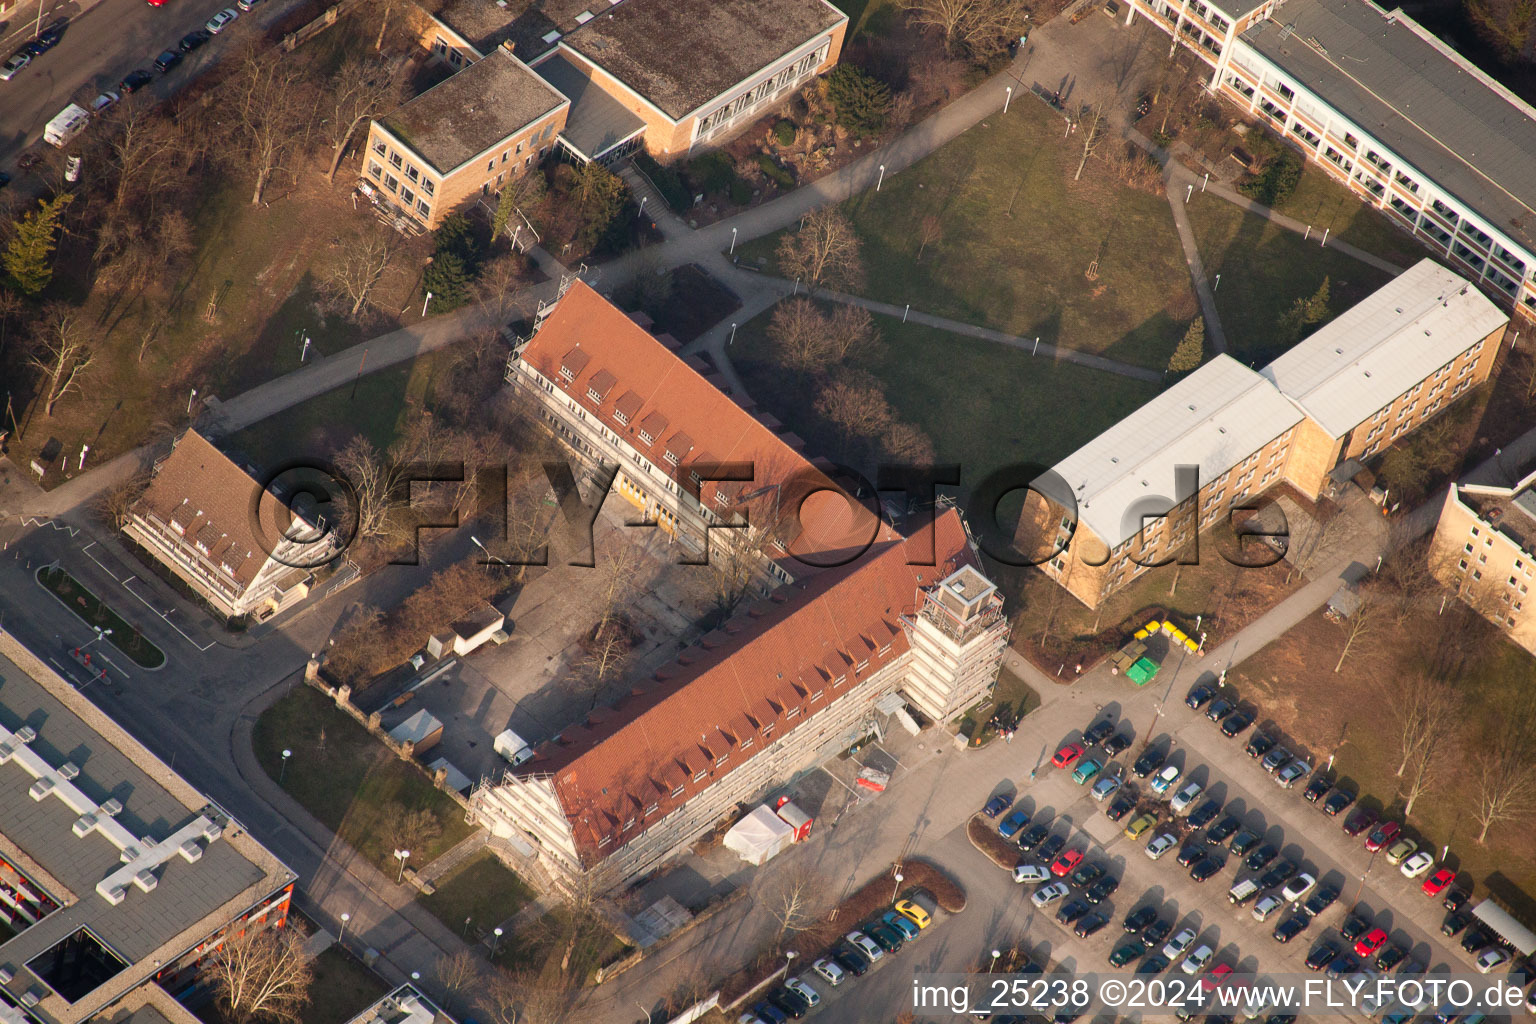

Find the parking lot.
[{"left": 951, "top": 679, "right": 1518, "bottom": 1020}]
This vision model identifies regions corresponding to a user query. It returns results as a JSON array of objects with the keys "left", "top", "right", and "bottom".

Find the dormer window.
[
  {"left": 693, "top": 769, "right": 706, "bottom": 782},
  {"left": 171, "top": 519, "right": 185, "bottom": 535},
  {"left": 614, "top": 409, "right": 629, "bottom": 425},
  {"left": 559, "top": 366, "right": 574, "bottom": 382},
  {"left": 587, "top": 386, "right": 604, "bottom": 402},
  {"left": 663, "top": 450, "right": 680, "bottom": 465},
  {"left": 623, "top": 817, "right": 635, "bottom": 830},
  {"left": 638, "top": 429, "right": 654, "bottom": 445},
  {"left": 645, "top": 803, "right": 659, "bottom": 815},
  {"left": 786, "top": 706, "right": 802, "bottom": 719},
  {"left": 195, "top": 540, "right": 209, "bottom": 554},
  {"left": 714, "top": 754, "right": 729, "bottom": 767},
  {"left": 670, "top": 785, "right": 684, "bottom": 798}
]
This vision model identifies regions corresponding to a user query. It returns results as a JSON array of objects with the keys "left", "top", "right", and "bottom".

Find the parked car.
[
  {"left": 1085, "top": 875, "right": 1120, "bottom": 904},
  {"left": 1133, "top": 748, "right": 1166, "bottom": 778},
  {"left": 1177, "top": 843, "right": 1206, "bottom": 868},
  {"left": 1084, "top": 719, "right": 1117, "bottom": 745},
  {"left": 1247, "top": 732, "right": 1276, "bottom": 758},
  {"left": 1032, "top": 881, "right": 1070, "bottom": 908},
  {"left": 1221, "top": 710, "right": 1255, "bottom": 737},
  {"left": 1384, "top": 837, "right": 1418, "bottom": 865},
  {"left": 1162, "top": 927, "right": 1198, "bottom": 960},
  {"left": 1343, "top": 807, "right": 1378, "bottom": 836},
  {"left": 1375, "top": 944, "right": 1408, "bottom": 971},
  {"left": 1144, "top": 919, "right": 1174, "bottom": 945},
  {"left": 1186, "top": 684, "right": 1216, "bottom": 709},
  {"left": 1323, "top": 788, "right": 1356, "bottom": 817},
  {"left": 1340, "top": 914, "right": 1371, "bottom": 943},
  {"left": 1282, "top": 873, "right": 1318, "bottom": 902},
  {"left": 845, "top": 931, "right": 884, "bottom": 963},
  {"left": 1189, "top": 799, "right": 1222, "bottom": 829},
  {"left": 1138, "top": 954, "right": 1171, "bottom": 975},
  {"left": 1208, "top": 815, "right": 1242, "bottom": 844},
  {"left": 1151, "top": 765, "right": 1183, "bottom": 795},
  {"left": 236, "top": 0, "right": 266, "bottom": 9},
  {"left": 1075, "top": 913, "right": 1109, "bottom": 938},
  {"left": 179, "top": 28, "right": 213, "bottom": 52},
  {"left": 1091, "top": 772, "right": 1124, "bottom": 802},
  {"left": 1259, "top": 858, "right": 1297, "bottom": 889},
  {"left": 1274, "top": 914, "right": 1310, "bottom": 944},
  {"left": 1104, "top": 731, "right": 1132, "bottom": 756},
  {"left": 1246, "top": 844, "right": 1280, "bottom": 871},
  {"left": 1124, "top": 814, "right": 1157, "bottom": 841},
  {"left": 1014, "top": 862, "right": 1051, "bottom": 884},
  {"left": 1057, "top": 898, "right": 1091, "bottom": 925},
  {"left": 1261, "top": 747, "right": 1291, "bottom": 774},
  {"left": 90, "top": 91, "right": 120, "bottom": 112},
  {"left": 1442, "top": 910, "right": 1473, "bottom": 937},
  {"left": 1365, "top": 822, "right": 1402, "bottom": 853},
  {"left": 1276, "top": 760, "right": 1311, "bottom": 788},
  {"left": 1252, "top": 894, "right": 1286, "bottom": 923},
  {"left": 1072, "top": 757, "right": 1104, "bottom": 785},
  {"left": 831, "top": 948, "right": 868, "bottom": 977},
  {"left": 1422, "top": 868, "right": 1457, "bottom": 896},
  {"left": 153, "top": 48, "right": 182, "bottom": 72},
  {"left": 752, "top": 1003, "right": 788, "bottom": 1024},
  {"left": 1190, "top": 855, "right": 1224, "bottom": 882},
  {"left": 881, "top": 910, "right": 920, "bottom": 941},
  {"left": 767, "top": 986, "right": 808, "bottom": 1020},
  {"left": 1124, "top": 905, "right": 1159, "bottom": 933},
  {"left": 1146, "top": 833, "right": 1178, "bottom": 860},
  {"left": 1303, "top": 886, "right": 1340, "bottom": 916},
  {"left": 1171, "top": 781, "right": 1204, "bottom": 814},
  {"left": 1181, "top": 944, "right": 1215, "bottom": 975},
  {"left": 1018, "top": 822, "right": 1051, "bottom": 850},
  {"left": 1355, "top": 928, "right": 1390, "bottom": 958},
  {"left": 811, "top": 958, "right": 846, "bottom": 987},
  {"left": 982, "top": 794, "right": 1010, "bottom": 818},
  {"left": 1206, "top": 699, "right": 1234, "bottom": 723},
  {"left": 1400, "top": 852, "right": 1434, "bottom": 878},
  {"left": 1444, "top": 888, "right": 1471, "bottom": 912},
  {"left": 1069, "top": 862, "right": 1105, "bottom": 888},
  {"left": 1110, "top": 939, "right": 1147, "bottom": 966},
  {"left": 1230, "top": 830, "right": 1262, "bottom": 857},
  {"left": 784, "top": 977, "right": 820, "bottom": 1010},
  {"left": 999, "top": 809, "right": 1029, "bottom": 838},
  {"left": 205, "top": 7, "right": 239, "bottom": 33},
  {"left": 119, "top": 68, "right": 154, "bottom": 93},
  {"left": 1053, "top": 742, "right": 1085, "bottom": 768},
  {"left": 1304, "top": 775, "right": 1333, "bottom": 802},
  {"left": 1051, "top": 849, "right": 1084, "bottom": 876},
  {"left": 1306, "top": 941, "right": 1341, "bottom": 971},
  {"left": 1461, "top": 925, "right": 1493, "bottom": 953},
  {"left": 864, "top": 921, "right": 904, "bottom": 954},
  {"left": 24, "top": 22, "right": 65, "bottom": 56},
  {"left": 894, "top": 899, "right": 931, "bottom": 929},
  {"left": 1038, "top": 835, "right": 1066, "bottom": 862},
  {"left": 2, "top": 51, "right": 33, "bottom": 81},
  {"left": 1106, "top": 795, "right": 1135, "bottom": 822},
  {"left": 1475, "top": 948, "right": 1510, "bottom": 974}
]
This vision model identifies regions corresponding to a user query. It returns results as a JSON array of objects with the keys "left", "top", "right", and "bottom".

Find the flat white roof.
[
  {"left": 1261, "top": 259, "right": 1507, "bottom": 437},
  {"left": 1038, "top": 355, "right": 1304, "bottom": 549}
]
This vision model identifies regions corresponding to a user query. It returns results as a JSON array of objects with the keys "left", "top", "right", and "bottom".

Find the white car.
[
  {"left": 1162, "top": 927, "right": 1198, "bottom": 960},
  {"left": 205, "top": 7, "right": 239, "bottom": 33},
  {"left": 1, "top": 51, "right": 31, "bottom": 81},
  {"left": 1400, "top": 851, "right": 1435, "bottom": 878},
  {"left": 1014, "top": 863, "right": 1051, "bottom": 884},
  {"left": 1282, "top": 872, "right": 1317, "bottom": 901},
  {"left": 811, "top": 957, "right": 846, "bottom": 987},
  {"left": 1475, "top": 947, "right": 1510, "bottom": 973},
  {"left": 1180, "top": 944, "right": 1214, "bottom": 974},
  {"left": 785, "top": 977, "right": 820, "bottom": 1008},
  {"left": 739, "top": 1015, "right": 768, "bottom": 1024},
  {"left": 1032, "top": 881, "right": 1070, "bottom": 908},
  {"left": 1145, "top": 833, "right": 1179, "bottom": 860},
  {"left": 90, "top": 91, "right": 120, "bottom": 113},
  {"left": 1251, "top": 893, "right": 1285, "bottom": 922},
  {"left": 1170, "top": 781, "right": 1203, "bottom": 815},
  {"left": 845, "top": 930, "right": 883, "bottom": 962},
  {"left": 1151, "top": 764, "right": 1183, "bottom": 795}
]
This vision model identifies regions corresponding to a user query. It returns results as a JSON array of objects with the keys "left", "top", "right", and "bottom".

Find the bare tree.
[
  {"left": 92, "top": 469, "right": 152, "bottom": 530},
  {"left": 227, "top": 47, "right": 313, "bottom": 205},
  {"left": 480, "top": 969, "right": 573, "bottom": 1024},
  {"left": 1385, "top": 671, "right": 1461, "bottom": 794},
  {"left": 764, "top": 864, "right": 819, "bottom": 941},
  {"left": 336, "top": 435, "right": 407, "bottom": 539},
  {"left": 1332, "top": 591, "right": 1377, "bottom": 673},
  {"left": 916, "top": 214, "right": 943, "bottom": 261},
  {"left": 905, "top": 0, "right": 1027, "bottom": 58},
  {"left": 435, "top": 950, "right": 481, "bottom": 1015},
  {"left": 776, "top": 208, "right": 863, "bottom": 292},
  {"left": 28, "top": 304, "right": 95, "bottom": 418},
  {"left": 1073, "top": 103, "right": 1108, "bottom": 181},
  {"left": 202, "top": 927, "right": 314, "bottom": 1024},
  {"left": 884, "top": 420, "right": 936, "bottom": 463},
  {"left": 816, "top": 370, "right": 894, "bottom": 450},
  {"left": 576, "top": 623, "right": 631, "bottom": 711},
  {"left": 475, "top": 253, "right": 533, "bottom": 328},
  {"left": 768, "top": 297, "right": 833, "bottom": 371},
  {"left": 825, "top": 303, "right": 879, "bottom": 362},
  {"left": 382, "top": 803, "right": 442, "bottom": 861},
  {"left": 99, "top": 100, "right": 184, "bottom": 218},
  {"left": 1471, "top": 692, "right": 1536, "bottom": 842},
  {"left": 325, "top": 225, "right": 396, "bottom": 319},
  {"left": 323, "top": 54, "right": 402, "bottom": 182},
  {"left": 1285, "top": 500, "right": 1341, "bottom": 585}
]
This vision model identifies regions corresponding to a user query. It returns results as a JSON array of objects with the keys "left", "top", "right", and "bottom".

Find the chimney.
[{"left": 501, "top": 39, "right": 516, "bottom": 55}]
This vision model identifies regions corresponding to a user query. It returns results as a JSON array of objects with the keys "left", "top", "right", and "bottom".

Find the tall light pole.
[
  {"left": 1004, "top": 85, "right": 1013, "bottom": 113},
  {"left": 491, "top": 925, "right": 504, "bottom": 958},
  {"left": 638, "top": 196, "right": 647, "bottom": 219},
  {"left": 785, "top": 949, "right": 797, "bottom": 977},
  {"left": 728, "top": 322, "right": 738, "bottom": 346},
  {"left": 394, "top": 848, "right": 411, "bottom": 884},
  {"left": 187, "top": 388, "right": 197, "bottom": 415},
  {"left": 1214, "top": 273, "right": 1221, "bottom": 292},
  {"left": 338, "top": 912, "right": 350, "bottom": 943},
  {"left": 301, "top": 334, "right": 311, "bottom": 362},
  {"left": 422, "top": 291, "right": 434, "bottom": 318},
  {"left": 279, "top": 749, "right": 292, "bottom": 785},
  {"left": 877, "top": 164, "right": 886, "bottom": 191},
  {"left": 471, "top": 535, "right": 508, "bottom": 568},
  {"left": 990, "top": 949, "right": 1001, "bottom": 972},
  {"left": 891, "top": 869, "right": 904, "bottom": 902},
  {"left": 729, "top": 227, "right": 738, "bottom": 255}
]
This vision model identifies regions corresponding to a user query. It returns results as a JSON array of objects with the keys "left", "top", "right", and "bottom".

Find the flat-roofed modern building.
[
  {"left": 362, "top": 41, "right": 568, "bottom": 230},
  {"left": 532, "top": 0, "right": 847, "bottom": 160},
  {"left": 0, "top": 631, "right": 294, "bottom": 1024},
  {"left": 1031, "top": 259, "right": 1508, "bottom": 607},
  {"left": 1124, "top": 0, "right": 1536, "bottom": 315},
  {"left": 342, "top": 984, "right": 459, "bottom": 1024}
]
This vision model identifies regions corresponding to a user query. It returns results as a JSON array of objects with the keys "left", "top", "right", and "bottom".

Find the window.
[
  {"left": 372, "top": 140, "right": 386, "bottom": 156},
  {"left": 368, "top": 161, "right": 383, "bottom": 179},
  {"left": 671, "top": 785, "right": 685, "bottom": 798},
  {"left": 405, "top": 164, "right": 419, "bottom": 182},
  {"left": 638, "top": 428, "right": 655, "bottom": 445},
  {"left": 487, "top": 159, "right": 495, "bottom": 172},
  {"left": 383, "top": 173, "right": 399, "bottom": 192},
  {"left": 692, "top": 769, "right": 706, "bottom": 782},
  {"left": 614, "top": 409, "right": 629, "bottom": 425},
  {"left": 388, "top": 151, "right": 402, "bottom": 169},
  {"left": 416, "top": 199, "right": 430, "bottom": 217},
  {"left": 400, "top": 186, "right": 415, "bottom": 205},
  {"left": 422, "top": 179, "right": 434, "bottom": 197},
  {"left": 786, "top": 706, "right": 802, "bottom": 719},
  {"left": 811, "top": 689, "right": 824, "bottom": 701}
]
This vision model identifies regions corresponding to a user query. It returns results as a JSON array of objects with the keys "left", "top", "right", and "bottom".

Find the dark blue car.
[
  {"left": 999, "top": 809, "right": 1029, "bottom": 838},
  {"left": 982, "top": 794, "right": 1010, "bottom": 818}
]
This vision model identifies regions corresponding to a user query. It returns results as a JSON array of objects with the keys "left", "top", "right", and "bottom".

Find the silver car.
[
  {"left": 811, "top": 957, "right": 846, "bottom": 987},
  {"left": 1, "top": 51, "right": 31, "bottom": 81}
]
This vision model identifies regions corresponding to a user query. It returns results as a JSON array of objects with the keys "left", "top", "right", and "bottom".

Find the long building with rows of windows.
[
  {"left": 1123, "top": 0, "right": 1536, "bottom": 316},
  {"left": 1027, "top": 259, "right": 1508, "bottom": 608}
]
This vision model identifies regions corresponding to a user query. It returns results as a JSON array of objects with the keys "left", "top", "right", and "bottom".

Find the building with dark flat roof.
[
  {"left": 1122, "top": 0, "right": 1536, "bottom": 314},
  {"left": 0, "top": 631, "right": 293, "bottom": 1024},
  {"left": 362, "top": 42, "right": 568, "bottom": 230}
]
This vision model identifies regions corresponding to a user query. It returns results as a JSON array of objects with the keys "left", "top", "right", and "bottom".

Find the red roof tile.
[{"left": 521, "top": 508, "right": 976, "bottom": 865}]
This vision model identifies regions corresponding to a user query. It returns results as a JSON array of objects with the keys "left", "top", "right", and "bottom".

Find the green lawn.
[
  {"left": 493, "top": 909, "right": 633, "bottom": 985},
  {"left": 1267, "top": 162, "right": 1431, "bottom": 268},
  {"left": 1187, "top": 197, "right": 1397, "bottom": 366},
  {"left": 418, "top": 851, "right": 535, "bottom": 939},
  {"left": 302, "top": 946, "right": 391, "bottom": 1024},
  {"left": 224, "top": 353, "right": 450, "bottom": 471},
  {"left": 737, "top": 101, "right": 1196, "bottom": 370},
  {"left": 37, "top": 567, "right": 166, "bottom": 669},
  {"left": 253, "top": 686, "right": 473, "bottom": 874},
  {"left": 733, "top": 312, "right": 1161, "bottom": 488}
]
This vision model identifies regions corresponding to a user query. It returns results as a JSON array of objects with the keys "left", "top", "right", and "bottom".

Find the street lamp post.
[
  {"left": 394, "top": 848, "right": 411, "bottom": 884},
  {"left": 990, "top": 949, "right": 1001, "bottom": 972},
  {"left": 729, "top": 322, "right": 738, "bottom": 346},
  {"left": 891, "top": 870, "right": 904, "bottom": 902},
  {"left": 279, "top": 749, "right": 292, "bottom": 785},
  {"left": 338, "top": 912, "right": 350, "bottom": 943},
  {"left": 422, "top": 291, "right": 434, "bottom": 318},
  {"left": 877, "top": 164, "right": 886, "bottom": 191},
  {"left": 491, "top": 926, "right": 504, "bottom": 958},
  {"left": 1214, "top": 273, "right": 1221, "bottom": 292},
  {"left": 638, "top": 196, "right": 647, "bottom": 219},
  {"left": 471, "top": 535, "right": 509, "bottom": 568},
  {"left": 187, "top": 388, "right": 198, "bottom": 415},
  {"left": 785, "top": 950, "right": 798, "bottom": 978},
  {"left": 1004, "top": 85, "right": 1013, "bottom": 112},
  {"left": 730, "top": 227, "right": 738, "bottom": 255}
]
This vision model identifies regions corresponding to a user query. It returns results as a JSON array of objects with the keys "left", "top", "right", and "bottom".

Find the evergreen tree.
[
  {"left": 492, "top": 186, "right": 516, "bottom": 242},
  {"left": 1276, "top": 276, "right": 1333, "bottom": 346},
  {"left": 1169, "top": 316, "right": 1205, "bottom": 372},
  {"left": 825, "top": 66, "right": 892, "bottom": 135},
  {"left": 422, "top": 251, "right": 471, "bottom": 311},
  {"left": 2, "top": 194, "right": 73, "bottom": 297}
]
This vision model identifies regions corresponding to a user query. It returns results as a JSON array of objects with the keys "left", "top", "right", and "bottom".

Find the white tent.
[
  {"left": 1472, "top": 899, "right": 1536, "bottom": 955},
  {"left": 723, "top": 806, "right": 794, "bottom": 865}
]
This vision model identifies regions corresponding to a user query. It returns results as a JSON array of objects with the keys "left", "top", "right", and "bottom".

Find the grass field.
[
  {"left": 737, "top": 101, "right": 1196, "bottom": 370},
  {"left": 1267, "top": 162, "right": 1432, "bottom": 268},
  {"left": 418, "top": 851, "right": 535, "bottom": 939},
  {"left": 253, "top": 686, "right": 473, "bottom": 874},
  {"left": 1230, "top": 604, "right": 1536, "bottom": 921},
  {"left": 494, "top": 909, "right": 633, "bottom": 984},
  {"left": 302, "top": 946, "right": 391, "bottom": 1024},
  {"left": 1187, "top": 196, "right": 1398, "bottom": 366},
  {"left": 37, "top": 567, "right": 166, "bottom": 668},
  {"left": 732, "top": 312, "right": 1162, "bottom": 489}
]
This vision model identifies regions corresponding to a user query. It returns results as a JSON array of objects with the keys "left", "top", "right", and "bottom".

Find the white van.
[{"left": 44, "top": 103, "right": 89, "bottom": 148}]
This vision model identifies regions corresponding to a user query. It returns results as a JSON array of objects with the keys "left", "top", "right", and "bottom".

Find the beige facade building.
[
  {"left": 362, "top": 42, "right": 568, "bottom": 230},
  {"left": 1032, "top": 259, "right": 1508, "bottom": 608},
  {"left": 1428, "top": 466, "right": 1536, "bottom": 653},
  {"left": 124, "top": 431, "right": 340, "bottom": 623}
]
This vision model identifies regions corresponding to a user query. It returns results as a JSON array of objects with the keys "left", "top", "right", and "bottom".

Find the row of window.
[
  {"left": 697, "top": 44, "right": 829, "bottom": 139},
  {"left": 367, "top": 161, "right": 433, "bottom": 220}
]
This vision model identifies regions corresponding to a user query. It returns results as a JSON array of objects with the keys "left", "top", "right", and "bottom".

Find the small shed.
[
  {"left": 426, "top": 757, "right": 474, "bottom": 795},
  {"left": 1471, "top": 899, "right": 1536, "bottom": 955},
  {"left": 723, "top": 806, "right": 794, "bottom": 865},
  {"left": 1325, "top": 583, "right": 1361, "bottom": 622},
  {"left": 774, "top": 798, "right": 814, "bottom": 841},
  {"left": 426, "top": 604, "right": 506, "bottom": 658},
  {"left": 388, "top": 709, "right": 444, "bottom": 754}
]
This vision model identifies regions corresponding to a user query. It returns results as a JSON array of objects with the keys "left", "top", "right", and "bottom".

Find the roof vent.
[
  {"left": 14, "top": 727, "right": 36, "bottom": 744},
  {"left": 19, "top": 992, "right": 38, "bottom": 1009},
  {"left": 1334, "top": 347, "right": 1343, "bottom": 354},
  {"left": 58, "top": 762, "right": 79, "bottom": 780},
  {"left": 100, "top": 798, "right": 123, "bottom": 816},
  {"left": 0, "top": 968, "right": 13, "bottom": 985}
]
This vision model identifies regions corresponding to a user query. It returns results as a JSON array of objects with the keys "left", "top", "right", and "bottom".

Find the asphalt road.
[{"left": 0, "top": 0, "right": 303, "bottom": 165}]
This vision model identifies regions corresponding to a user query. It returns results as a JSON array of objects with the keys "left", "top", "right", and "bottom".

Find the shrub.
[
  {"left": 756, "top": 154, "right": 795, "bottom": 189},
  {"left": 729, "top": 178, "right": 753, "bottom": 205},
  {"left": 634, "top": 152, "right": 689, "bottom": 211},
  {"left": 825, "top": 65, "right": 891, "bottom": 134},
  {"left": 685, "top": 151, "right": 737, "bottom": 195},
  {"left": 772, "top": 119, "right": 796, "bottom": 146},
  {"left": 1238, "top": 150, "right": 1303, "bottom": 207}
]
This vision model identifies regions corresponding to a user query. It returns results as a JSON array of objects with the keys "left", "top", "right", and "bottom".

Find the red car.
[
  {"left": 1201, "top": 963, "right": 1234, "bottom": 992},
  {"left": 1354, "top": 927, "right": 1389, "bottom": 958},
  {"left": 1365, "top": 821, "right": 1400, "bottom": 852},
  {"left": 1050, "top": 848, "right": 1084, "bottom": 877},
  {"left": 1052, "top": 742, "right": 1085, "bottom": 769},
  {"left": 1422, "top": 868, "right": 1457, "bottom": 897},
  {"left": 146, "top": 0, "right": 166, "bottom": 6}
]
